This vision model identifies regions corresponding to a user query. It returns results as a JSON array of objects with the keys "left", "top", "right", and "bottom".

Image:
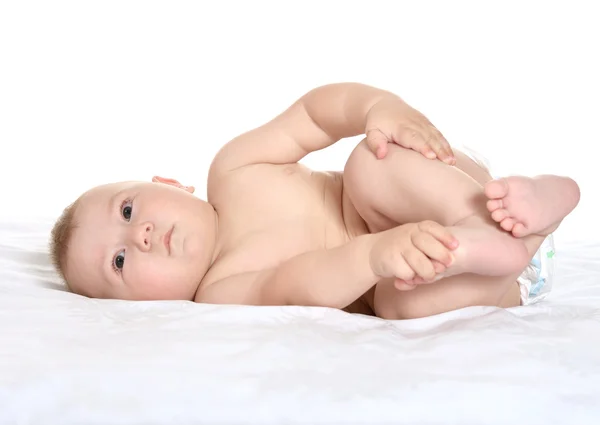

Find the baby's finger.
[
  {"left": 403, "top": 249, "right": 436, "bottom": 282},
  {"left": 432, "top": 260, "right": 446, "bottom": 274},
  {"left": 420, "top": 127, "right": 453, "bottom": 165},
  {"left": 394, "top": 126, "right": 436, "bottom": 159},
  {"left": 430, "top": 126, "right": 455, "bottom": 165},
  {"left": 425, "top": 132, "right": 451, "bottom": 163},
  {"left": 388, "top": 255, "right": 415, "bottom": 282},
  {"left": 394, "top": 279, "right": 418, "bottom": 291},
  {"left": 423, "top": 133, "right": 446, "bottom": 161},
  {"left": 417, "top": 220, "right": 459, "bottom": 250},
  {"left": 411, "top": 232, "right": 454, "bottom": 268},
  {"left": 365, "top": 128, "right": 389, "bottom": 159}
]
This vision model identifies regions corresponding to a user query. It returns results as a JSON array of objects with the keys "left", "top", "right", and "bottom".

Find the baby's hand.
[
  {"left": 365, "top": 95, "right": 456, "bottom": 165},
  {"left": 369, "top": 221, "right": 458, "bottom": 291}
]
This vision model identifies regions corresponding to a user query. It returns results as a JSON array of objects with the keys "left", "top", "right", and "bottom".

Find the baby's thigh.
[
  {"left": 343, "top": 139, "right": 494, "bottom": 233},
  {"left": 342, "top": 139, "right": 399, "bottom": 232},
  {"left": 372, "top": 273, "right": 521, "bottom": 320}
]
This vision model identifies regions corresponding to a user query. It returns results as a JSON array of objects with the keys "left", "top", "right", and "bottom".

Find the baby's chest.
[
  {"left": 206, "top": 218, "right": 333, "bottom": 285},
  {"left": 217, "top": 164, "right": 343, "bottom": 232},
  {"left": 208, "top": 166, "right": 347, "bottom": 280}
]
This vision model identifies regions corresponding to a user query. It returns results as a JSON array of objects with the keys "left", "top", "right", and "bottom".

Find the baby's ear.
[
  {"left": 152, "top": 176, "right": 195, "bottom": 194},
  {"left": 152, "top": 176, "right": 180, "bottom": 185}
]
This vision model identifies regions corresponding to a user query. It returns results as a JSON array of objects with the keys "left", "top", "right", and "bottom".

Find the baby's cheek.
[{"left": 132, "top": 260, "right": 188, "bottom": 299}]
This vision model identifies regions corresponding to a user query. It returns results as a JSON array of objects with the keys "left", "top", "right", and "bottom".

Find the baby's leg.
[
  {"left": 344, "top": 140, "right": 543, "bottom": 275},
  {"left": 372, "top": 173, "right": 580, "bottom": 319},
  {"left": 343, "top": 140, "right": 572, "bottom": 319}
]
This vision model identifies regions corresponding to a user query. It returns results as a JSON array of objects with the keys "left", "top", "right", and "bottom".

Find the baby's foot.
[
  {"left": 484, "top": 175, "right": 580, "bottom": 238},
  {"left": 394, "top": 175, "right": 580, "bottom": 290},
  {"left": 395, "top": 217, "right": 531, "bottom": 289}
]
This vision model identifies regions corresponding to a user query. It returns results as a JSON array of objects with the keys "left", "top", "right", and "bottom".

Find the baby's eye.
[
  {"left": 113, "top": 250, "right": 125, "bottom": 272},
  {"left": 121, "top": 200, "right": 133, "bottom": 221}
]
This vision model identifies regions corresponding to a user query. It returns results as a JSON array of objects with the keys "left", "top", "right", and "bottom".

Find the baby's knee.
[
  {"left": 342, "top": 139, "right": 395, "bottom": 231},
  {"left": 343, "top": 139, "right": 379, "bottom": 202},
  {"left": 342, "top": 139, "right": 432, "bottom": 212}
]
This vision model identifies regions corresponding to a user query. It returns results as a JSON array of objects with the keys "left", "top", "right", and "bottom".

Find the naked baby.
[{"left": 50, "top": 83, "right": 580, "bottom": 319}]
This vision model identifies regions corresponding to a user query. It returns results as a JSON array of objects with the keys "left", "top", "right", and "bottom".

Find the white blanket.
[{"left": 1, "top": 218, "right": 599, "bottom": 425}]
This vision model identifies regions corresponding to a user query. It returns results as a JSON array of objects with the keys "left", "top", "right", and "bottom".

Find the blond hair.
[{"left": 49, "top": 199, "right": 81, "bottom": 291}]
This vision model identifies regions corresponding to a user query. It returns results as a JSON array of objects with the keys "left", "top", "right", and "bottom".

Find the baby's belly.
[{"left": 206, "top": 167, "right": 371, "bottom": 294}]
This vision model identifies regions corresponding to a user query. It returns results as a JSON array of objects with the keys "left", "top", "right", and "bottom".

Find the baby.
[{"left": 50, "top": 83, "right": 580, "bottom": 319}]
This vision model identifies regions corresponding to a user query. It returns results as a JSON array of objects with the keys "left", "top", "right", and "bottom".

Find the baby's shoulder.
[{"left": 208, "top": 161, "right": 331, "bottom": 203}]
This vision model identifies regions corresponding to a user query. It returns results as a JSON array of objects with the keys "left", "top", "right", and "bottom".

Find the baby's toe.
[
  {"left": 491, "top": 208, "right": 510, "bottom": 222},
  {"left": 500, "top": 217, "right": 516, "bottom": 232},
  {"left": 511, "top": 222, "right": 528, "bottom": 238},
  {"left": 484, "top": 178, "right": 509, "bottom": 199},
  {"left": 486, "top": 198, "right": 503, "bottom": 212}
]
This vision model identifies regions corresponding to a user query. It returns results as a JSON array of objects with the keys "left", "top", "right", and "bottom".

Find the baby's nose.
[{"left": 134, "top": 222, "right": 154, "bottom": 251}]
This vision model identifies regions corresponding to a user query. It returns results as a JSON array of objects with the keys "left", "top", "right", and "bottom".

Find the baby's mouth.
[{"left": 163, "top": 226, "right": 174, "bottom": 254}]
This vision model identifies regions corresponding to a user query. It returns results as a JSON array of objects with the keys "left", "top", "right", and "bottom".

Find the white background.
[{"left": 1, "top": 0, "right": 598, "bottom": 245}]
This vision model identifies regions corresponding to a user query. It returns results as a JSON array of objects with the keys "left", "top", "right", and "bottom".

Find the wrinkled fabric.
[
  {"left": 519, "top": 233, "right": 556, "bottom": 305},
  {"left": 1, "top": 218, "right": 599, "bottom": 425}
]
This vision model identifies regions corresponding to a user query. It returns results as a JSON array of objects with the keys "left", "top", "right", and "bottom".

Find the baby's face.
[{"left": 66, "top": 180, "right": 218, "bottom": 301}]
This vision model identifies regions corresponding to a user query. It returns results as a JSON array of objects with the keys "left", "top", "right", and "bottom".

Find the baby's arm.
[
  {"left": 196, "top": 235, "right": 378, "bottom": 309},
  {"left": 210, "top": 83, "right": 391, "bottom": 174},
  {"left": 196, "top": 222, "right": 457, "bottom": 309}
]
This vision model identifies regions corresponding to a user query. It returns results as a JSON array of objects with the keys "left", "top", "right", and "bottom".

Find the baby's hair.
[{"left": 49, "top": 199, "right": 81, "bottom": 292}]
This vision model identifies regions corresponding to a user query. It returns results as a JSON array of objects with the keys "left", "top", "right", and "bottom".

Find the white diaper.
[
  {"left": 457, "top": 144, "right": 556, "bottom": 306},
  {"left": 518, "top": 234, "right": 556, "bottom": 305}
]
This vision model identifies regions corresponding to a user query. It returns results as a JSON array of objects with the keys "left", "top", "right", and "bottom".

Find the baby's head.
[{"left": 50, "top": 177, "right": 219, "bottom": 301}]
